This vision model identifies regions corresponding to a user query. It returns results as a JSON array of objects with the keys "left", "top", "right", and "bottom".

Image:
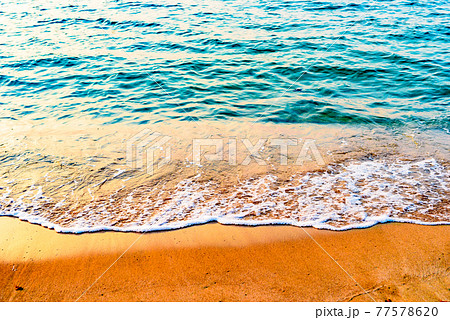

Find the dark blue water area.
[{"left": 0, "top": 0, "right": 449, "bottom": 131}]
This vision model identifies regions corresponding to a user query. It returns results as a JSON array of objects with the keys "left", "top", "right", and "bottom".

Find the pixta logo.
[
  {"left": 126, "top": 131, "right": 325, "bottom": 174},
  {"left": 126, "top": 129, "right": 172, "bottom": 175}
]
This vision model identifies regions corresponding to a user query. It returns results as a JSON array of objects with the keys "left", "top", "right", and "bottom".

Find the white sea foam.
[{"left": 0, "top": 158, "right": 448, "bottom": 233}]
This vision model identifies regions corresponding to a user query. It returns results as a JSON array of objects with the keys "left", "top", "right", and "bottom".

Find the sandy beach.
[{"left": 0, "top": 217, "right": 448, "bottom": 302}]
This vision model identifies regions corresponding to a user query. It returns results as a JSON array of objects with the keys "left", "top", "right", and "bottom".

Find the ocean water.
[{"left": 0, "top": 0, "right": 449, "bottom": 232}]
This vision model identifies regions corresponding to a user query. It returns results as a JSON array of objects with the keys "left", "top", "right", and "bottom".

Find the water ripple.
[{"left": 0, "top": 0, "right": 448, "bottom": 130}]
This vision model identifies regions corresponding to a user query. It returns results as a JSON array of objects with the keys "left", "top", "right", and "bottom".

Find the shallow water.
[{"left": 0, "top": 0, "right": 449, "bottom": 232}]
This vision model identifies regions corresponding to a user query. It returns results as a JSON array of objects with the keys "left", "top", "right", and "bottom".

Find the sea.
[{"left": 0, "top": 0, "right": 449, "bottom": 233}]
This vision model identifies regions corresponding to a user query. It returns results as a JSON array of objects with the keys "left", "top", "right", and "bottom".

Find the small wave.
[{"left": 1, "top": 158, "right": 448, "bottom": 233}]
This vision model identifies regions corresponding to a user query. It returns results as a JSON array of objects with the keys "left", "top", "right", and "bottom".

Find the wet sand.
[{"left": 0, "top": 217, "right": 448, "bottom": 302}]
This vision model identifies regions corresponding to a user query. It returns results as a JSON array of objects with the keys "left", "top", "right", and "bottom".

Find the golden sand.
[{"left": 0, "top": 217, "right": 448, "bottom": 301}]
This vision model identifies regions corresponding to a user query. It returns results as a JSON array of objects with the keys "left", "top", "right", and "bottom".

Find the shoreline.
[{"left": 1, "top": 217, "right": 449, "bottom": 301}]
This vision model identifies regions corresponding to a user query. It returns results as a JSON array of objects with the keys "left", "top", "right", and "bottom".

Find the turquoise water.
[
  {"left": 0, "top": 0, "right": 449, "bottom": 233},
  {"left": 1, "top": 0, "right": 449, "bottom": 128}
]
